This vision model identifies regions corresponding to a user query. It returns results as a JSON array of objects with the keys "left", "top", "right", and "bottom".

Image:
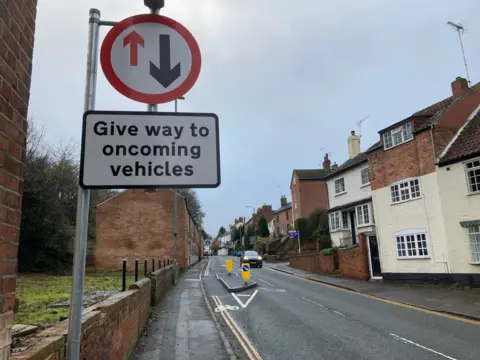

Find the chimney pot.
[{"left": 322, "top": 153, "right": 331, "bottom": 171}]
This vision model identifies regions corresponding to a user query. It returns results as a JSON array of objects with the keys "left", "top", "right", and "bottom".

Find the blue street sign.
[
  {"left": 288, "top": 230, "right": 299, "bottom": 238},
  {"left": 242, "top": 265, "right": 249, "bottom": 272}
]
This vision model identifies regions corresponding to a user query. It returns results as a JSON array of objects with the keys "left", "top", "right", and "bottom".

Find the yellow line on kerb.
[
  {"left": 269, "top": 269, "right": 480, "bottom": 326},
  {"left": 212, "top": 296, "right": 263, "bottom": 360}
]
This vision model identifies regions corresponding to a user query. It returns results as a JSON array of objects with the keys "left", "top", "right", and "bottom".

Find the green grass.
[{"left": 15, "top": 272, "right": 135, "bottom": 328}]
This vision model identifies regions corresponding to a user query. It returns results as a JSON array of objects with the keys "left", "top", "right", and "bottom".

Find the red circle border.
[{"left": 100, "top": 14, "right": 201, "bottom": 104}]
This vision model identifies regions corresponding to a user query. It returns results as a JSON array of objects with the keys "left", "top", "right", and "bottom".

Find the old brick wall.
[
  {"left": 337, "top": 236, "right": 370, "bottom": 280},
  {"left": 95, "top": 189, "right": 191, "bottom": 271},
  {"left": 150, "top": 264, "right": 176, "bottom": 304},
  {"left": 0, "top": 1, "right": 37, "bottom": 358},
  {"left": 290, "top": 252, "right": 335, "bottom": 274},
  {"left": 298, "top": 180, "right": 329, "bottom": 219},
  {"left": 11, "top": 276, "right": 165, "bottom": 360}
]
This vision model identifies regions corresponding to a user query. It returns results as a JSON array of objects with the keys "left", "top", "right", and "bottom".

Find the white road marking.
[
  {"left": 258, "top": 288, "right": 286, "bottom": 292},
  {"left": 389, "top": 333, "right": 457, "bottom": 360},
  {"left": 214, "top": 304, "right": 239, "bottom": 312},
  {"left": 237, "top": 294, "right": 251, "bottom": 297},
  {"left": 232, "top": 290, "right": 259, "bottom": 308},
  {"left": 301, "top": 296, "right": 345, "bottom": 317},
  {"left": 257, "top": 278, "right": 276, "bottom": 287}
]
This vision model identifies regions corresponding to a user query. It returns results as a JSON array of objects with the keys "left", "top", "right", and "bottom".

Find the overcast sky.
[{"left": 30, "top": 0, "right": 480, "bottom": 236}]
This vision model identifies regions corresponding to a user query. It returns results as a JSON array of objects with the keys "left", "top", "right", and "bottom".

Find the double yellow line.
[{"left": 212, "top": 296, "right": 262, "bottom": 360}]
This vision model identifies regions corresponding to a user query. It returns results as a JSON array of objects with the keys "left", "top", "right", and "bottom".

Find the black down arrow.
[{"left": 150, "top": 34, "right": 181, "bottom": 88}]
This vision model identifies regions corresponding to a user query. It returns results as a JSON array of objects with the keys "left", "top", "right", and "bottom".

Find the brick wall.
[
  {"left": 290, "top": 252, "right": 335, "bottom": 274},
  {"left": 95, "top": 189, "right": 195, "bottom": 271},
  {"left": 0, "top": 1, "right": 38, "bottom": 358},
  {"left": 337, "top": 235, "right": 370, "bottom": 280},
  {"left": 296, "top": 180, "right": 329, "bottom": 219},
  {"left": 11, "top": 265, "right": 179, "bottom": 360}
]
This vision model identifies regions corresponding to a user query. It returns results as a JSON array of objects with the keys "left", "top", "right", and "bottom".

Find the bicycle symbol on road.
[{"left": 214, "top": 304, "right": 239, "bottom": 312}]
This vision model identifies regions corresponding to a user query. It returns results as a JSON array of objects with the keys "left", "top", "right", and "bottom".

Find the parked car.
[
  {"left": 239, "top": 250, "right": 263, "bottom": 268},
  {"left": 234, "top": 250, "right": 244, "bottom": 257}
]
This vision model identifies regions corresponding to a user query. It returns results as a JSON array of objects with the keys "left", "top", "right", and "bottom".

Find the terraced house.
[
  {"left": 367, "top": 77, "right": 480, "bottom": 286},
  {"left": 326, "top": 131, "right": 381, "bottom": 279}
]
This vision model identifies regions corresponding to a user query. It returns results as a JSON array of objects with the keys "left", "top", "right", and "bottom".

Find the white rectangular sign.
[{"left": 80, "top": 111, "right": 220, "bottom": 189}]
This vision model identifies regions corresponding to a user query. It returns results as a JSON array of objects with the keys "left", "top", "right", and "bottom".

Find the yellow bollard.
[{"left": 226, "top": 259, "right": 232, "bottom": 275}]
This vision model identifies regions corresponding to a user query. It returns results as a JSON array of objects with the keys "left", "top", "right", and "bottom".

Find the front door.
[
  {"left": 350, "top": 211, "right": 357, "bottom": 244},
  {"left": 368, "top": 236, "right": 382, "bottom": 277}
]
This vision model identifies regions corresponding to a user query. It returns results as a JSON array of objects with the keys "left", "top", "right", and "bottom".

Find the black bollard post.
[
  {"left": 122, "top": 259, "right": 127, "bottom": 292},
  {"left": 135, "top": 259, "right": 139, "bottom": 282}
]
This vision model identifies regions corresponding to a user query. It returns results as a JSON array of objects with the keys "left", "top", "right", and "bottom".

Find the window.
[
  {"left": 356, "top": 204, "right": 372, "bottom": 227},
  {"left": 330, "top": 212, "right": 341, "bottom": 231},
  {"left": 383, "top": 121, "right": 413, "bottom": 149},
  {"left": 293, "top": 176, "right": 296, "bottom": 185},
  {"left": 465, "top": 159, "right": 480, "bottom": 194},
  {"left": 276, "top": 214, "right": 279, "bottom": 222},
  {"left": 335, "top": 178, "right": 345, "bottom": 194},
  {"left": 342, "top": 212, "right": 349, "bottom": 229},
  {"left": 390, "top": 179, "right": 421, "bottom": 204},
  {"left": 286, "top": 210, "right": 289, "bottom": 220},
  {"left": 361, "top": 168, "right": 370, "bottom": 185},
  {"left": 395, "top": 230, "right": 429, "bottom": 259},
  {"left": 468, "top": 225, "right": 480, "bottom": 263},
  {"left": 293, "top": 193, "right": 297, "bottom": 208}
]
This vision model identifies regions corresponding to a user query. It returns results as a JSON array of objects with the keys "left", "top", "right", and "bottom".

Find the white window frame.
[
  {"left": 395, "top": 229, "right": 430, "bottom": 259},
  {"left": 468, "top": 225, "right": 480, "bottom": 263},
  {"left": 335, "top": 178, "right": 346, "bottom": 195},
  {"left": 464, "top": 158, "right": 480, "bottom": 195},
  {"left": 356, "top": 203, "right": 373, "bottom": 227},
  {"left": 383, "top": 121, "right": 413, "bottom": 150},
  {"left": 390, "top": 178, "right": 421, "bottom": 204},
  {"left": 329, "top": 212, "right": 341, "bottom": 231},
  {"left": 360, "top": 167, "right": 370, "bottom": 186}
]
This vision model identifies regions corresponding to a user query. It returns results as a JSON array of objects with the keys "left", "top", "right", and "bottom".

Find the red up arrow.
[{"left": 123, "top": 31, "right": 144, "bottom": 66}]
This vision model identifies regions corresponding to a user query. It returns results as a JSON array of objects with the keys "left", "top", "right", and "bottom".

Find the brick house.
[
  {"left": 366, "top": 76, "right": 480, "bottom": 285},
  {"left": 0, "top": 1, "right": 38, "bottom": 357},
  {"left": 436, "top": 106, "right": 480, "bottom": 285},
  {"left": 270, "top": 195, "right": 292, "bottom": 239},
  {"left": 325, "top": 131, "right": 381, "bottom": 278},
  {"left": 95, "top": 189, "right": 203, "bottom": 271},
  {"left": 244, "top": 205, "right": 274, "bottom": 246},
  {"left": 290, "top": 155, "right": 331, "bottom": 222}
]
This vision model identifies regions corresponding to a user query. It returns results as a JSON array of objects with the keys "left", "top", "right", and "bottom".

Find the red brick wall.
[
  {"left": 338, "top": 235, "right": 370, "bottom": 280},
  {"left": 95, "top": 189, "right": 193, "bottom": 271},
  {"left": 275, "top": 208, "right": 292, "bottom": 236},
  {"left": 298, "top": 180, "right": 329, "bottom": 218},
  {"left": 0, "top": 1, "right": 37, "bottom": 358},
  {"left": 12, "top": 277, "right": 160, "bottom": 360},
  {"left": 290, "top": 252, "right": 335, "bottom": 274}
]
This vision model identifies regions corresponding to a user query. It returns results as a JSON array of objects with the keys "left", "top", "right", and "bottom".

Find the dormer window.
[{"left": 383, "top": 121, "right": 413, "bottom": 149}]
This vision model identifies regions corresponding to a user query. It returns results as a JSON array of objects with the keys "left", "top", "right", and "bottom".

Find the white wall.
[
  {"left": 372, "top": 172, "right": 449, "bottom": 274},
  {"left": 437, "top": 161, "right": 480, "bottom": 274},
  {"left": 327, "top": 165, "right": 372, "bottom": 209}
]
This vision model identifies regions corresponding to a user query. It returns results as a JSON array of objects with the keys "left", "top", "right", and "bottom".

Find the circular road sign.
[
  {"left": 100, "top": 14, "right": 201, "bottom": 104},
  {"left": 242, "top": 265, "right": 249, "bottom": 272}
]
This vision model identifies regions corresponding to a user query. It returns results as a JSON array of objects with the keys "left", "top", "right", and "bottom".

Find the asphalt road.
[{"left": 201, "top": 255, "right": 480, "bottom": 360}]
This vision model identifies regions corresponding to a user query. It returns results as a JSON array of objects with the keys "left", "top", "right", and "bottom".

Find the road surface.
[{"left": 201, "top": 255, "right": 480, "bottom": 360}]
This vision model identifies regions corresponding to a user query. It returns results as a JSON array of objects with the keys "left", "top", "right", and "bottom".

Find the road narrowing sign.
[
  {"left": 100, "top": 14, "right": 201, "bottom": 104},
  {"left": 79, "top": 111, "right": 220, "bottom": 189}
]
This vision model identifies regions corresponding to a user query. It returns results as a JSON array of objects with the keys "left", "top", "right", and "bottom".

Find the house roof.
[
  {"left": 273, "top": 202, "right": 292, "bottom": 214},
  {"left": 327, "top": 197, "right": 372, "bottom": 213},
  {"left": 294, "top": 169, "right": 329, "bottom": 180},
  {"left": 324, "top": 153, "right": 368, "bottom": 179},
  {"left": 439, "top": 108, "right": 480, "bottom": 166}
]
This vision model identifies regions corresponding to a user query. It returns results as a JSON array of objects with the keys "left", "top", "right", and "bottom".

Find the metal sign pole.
[{"left": 67, "top": 8, "right": 100, "bottom": 360}]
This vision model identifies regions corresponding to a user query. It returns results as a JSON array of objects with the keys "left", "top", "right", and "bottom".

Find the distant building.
[
  {"left": 271, "top": 195, "right": 292, "bottom": 239},
  {"left": 95, "top": 189, "right": 203, "bottom": 271}
]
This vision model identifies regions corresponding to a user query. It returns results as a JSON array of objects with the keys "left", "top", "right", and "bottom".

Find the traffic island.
[{"left": 216, "top": 273, "right": 257, "bottom": 293}]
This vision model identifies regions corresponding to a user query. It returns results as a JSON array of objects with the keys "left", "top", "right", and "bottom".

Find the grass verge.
[{"left": 15, "top": 272, "right": 136, "bottom": 328}]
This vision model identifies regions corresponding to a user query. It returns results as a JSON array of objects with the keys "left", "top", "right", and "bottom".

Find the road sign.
[
  {"left": 226, "top": 259, "right": 233, "bottom": 274},
  {"left": 100, "top": 14, "right": 201, "bottom": 104},
  {"left": 288, "top": 230, "right": 299, "bottom": 238},
  {"left": 241, "top": 263, "right": 250, "bottom": 283},
  {"left": 79, "top": 111, "right": 220, "bottom": 189}
]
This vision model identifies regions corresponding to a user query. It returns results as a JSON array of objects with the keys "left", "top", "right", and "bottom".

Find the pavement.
[
  {"left": 265, "top": 261, "right": 480, "bottom": 320},
  {"left": 132, "top": 259, "right": 231, "bottom": 360},
  {"left": 202, "top": 255, "right": 480, "bottom": 360}
]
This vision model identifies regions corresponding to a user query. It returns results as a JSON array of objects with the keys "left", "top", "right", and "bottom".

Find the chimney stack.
[
  {"left": 280, "top": 195, "right": 287, "bottom": 207},
  {"left": 322, "top": 154, "right": 331, "bottom": 171},
  {"left": 451, "top": 77, "right": 469, "bottom": 99},
  {"left": 347, "top": 130, "right": 361, "bottom": 159},
  {"left": 331, "top": 162, "right": 338, "bottom": 170}
]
